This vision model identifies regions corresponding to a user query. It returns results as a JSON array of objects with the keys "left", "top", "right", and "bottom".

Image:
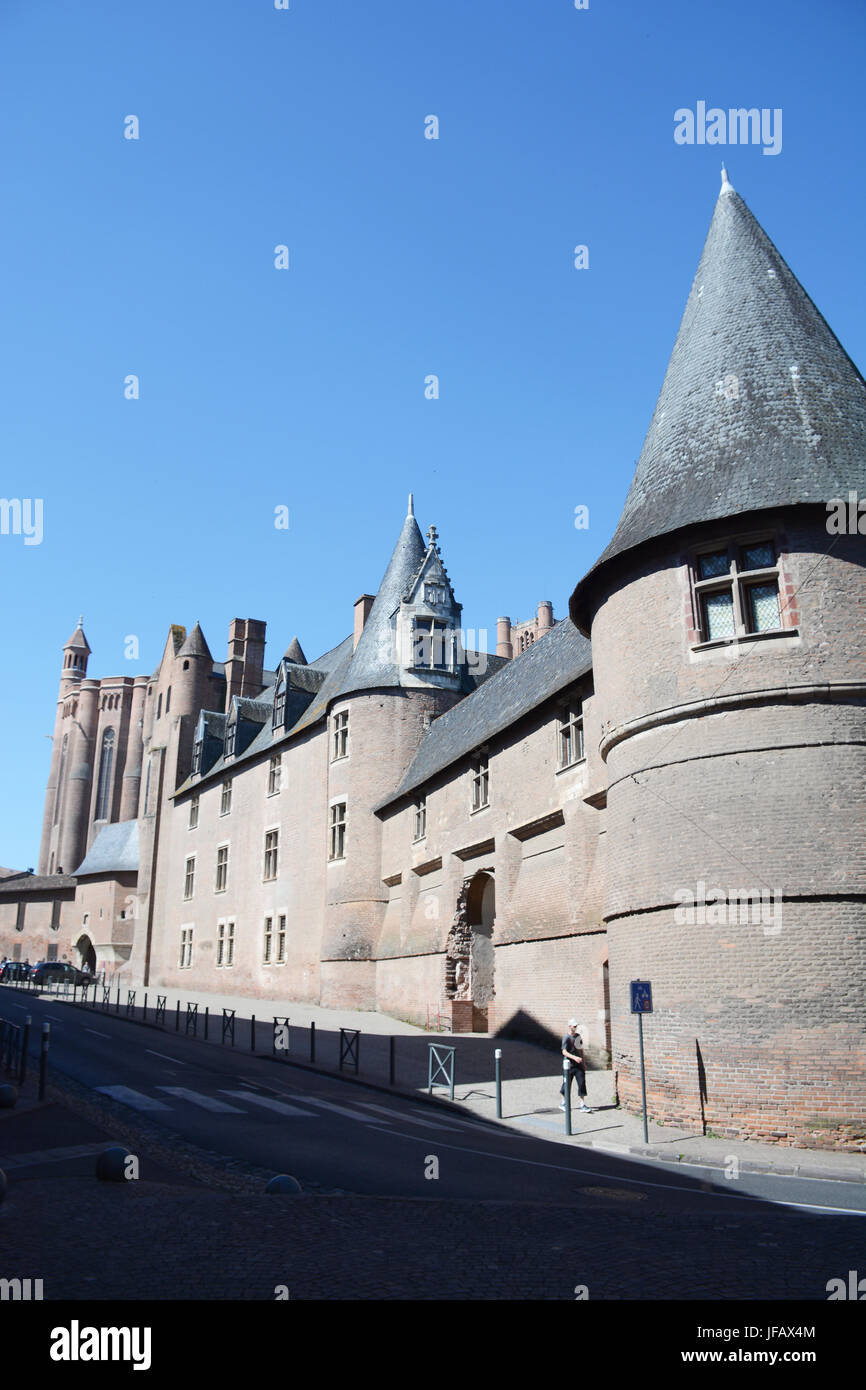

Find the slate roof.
[
  {"left": 173, "top": 635, "right": 356, "bottom": 796},
  {"left": 73, "top": 821, "right": 139, "bottom": 876},
  {"left": 570, "top": 173, "right": 866, "bottom": 633},
  {"left": 0, "top": 874, "right": 76, "bottom": 894},
  {"left": 178, "top": 622, "right": 212, "bottom": 659},
  {"left": 64, "top": 622, "right": 90, "bottom": 653},
  {"left": 284, "top": 637, "right": 307, "bottom": 664},
  {"left": 378, "top": 619, "right": 592, "bottom": 809},
  {"left": 336, "top": 505, "right": 428, "bottom": 696}
]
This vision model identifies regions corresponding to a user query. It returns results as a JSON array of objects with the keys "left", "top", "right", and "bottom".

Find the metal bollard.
[
  {"left": 143, "top": 992, "right": 147, "bottom": 1022},
  {"left": 38, "top": 1022, "right": 50, "bottom": 1101},
  {"left": 250, "top": 1015, "right": 256, "bottom": 1052},
  {"left": 389, "top": 1035, "right": 395, "bottom": 1087},
  {"left": 563, "top": 1059, "right": 572, "bottom": 1136},
  {"left": 20, "top": 1016, "right": 31, "bottom": 1087},
  {"left": 495, "top": 1047, "right": 502, "bottom": 1119},
  {"left": 309, "top": 1020, "right": 316, "bottom": 1062},
  {"left": 204, "top": 1006, "right": 209, "bottom": 1041},
  {"left": 115, "top": 985, "right": 120, "bottom": 1014},
  {"left": 175, "top": 1000, "right": 180, "bottom": 1032}
]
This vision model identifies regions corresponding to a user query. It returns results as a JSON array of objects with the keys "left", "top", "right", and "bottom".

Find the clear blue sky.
[{"left": 1, "top": 0, "right": 864, "bottom": 868}]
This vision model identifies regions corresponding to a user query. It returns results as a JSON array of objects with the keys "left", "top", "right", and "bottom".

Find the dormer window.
[
  {"left": 413, "top": 618, "right": 452, "bottom": 670},
  {"left": 225, "top": 721, "right": 237, "bottom": 758},
  {"left": 192, "top": 740, "right": 202, "bottom": 775},
  {"left": 273, "top": 680, "right": 286, "bottom": 729}
]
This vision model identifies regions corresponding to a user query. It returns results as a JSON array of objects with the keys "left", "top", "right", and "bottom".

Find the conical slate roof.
[
  {"left": 570, "top": 172, "right": 866, "bottom": 632},
  {"left": 336, "top": 498, "right": 427, "bottom": 696},
  {"left": 177, "top": 622, "right": 212, "bottom": 660},
  {"left": 284, "top": 636, "right": 307, "bottom": 665}
]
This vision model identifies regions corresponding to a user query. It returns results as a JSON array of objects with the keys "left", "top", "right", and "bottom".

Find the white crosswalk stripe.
[
  {"left": 95, "top": 1085, "right": 172, "bottom": 1112},
  {"left": 299, "top": 1096, "right": 392, "bottom": 1126},
  {"left": 218, "top": 1090, "right": 316, "bottom": 1117},
  {"left": 355, "top": 1101, "right": 452, "bottom": 1130},
  {"left": 157, "top": 1087, "right": 246, "bottom": 1114}
]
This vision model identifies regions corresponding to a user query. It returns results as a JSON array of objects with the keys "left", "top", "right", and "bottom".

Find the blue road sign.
[{"left": 630, "top": 980, "right": 653, "bottom": 1013}]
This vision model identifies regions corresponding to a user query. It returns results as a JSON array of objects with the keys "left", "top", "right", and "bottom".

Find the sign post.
[{"left": 630, "top": 980, "right": 653, "bottom": 1143}]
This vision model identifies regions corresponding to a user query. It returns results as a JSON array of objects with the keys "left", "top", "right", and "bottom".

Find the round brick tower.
[
  {"left": 319, "top": 499, "right": 466, "bottom": 1008},
  {"left": 570, "top": 172, "right": 866, "bottom": 1148}
]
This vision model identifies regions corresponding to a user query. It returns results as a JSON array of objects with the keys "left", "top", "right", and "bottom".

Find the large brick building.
[{"left": 4, "top": 174, "right": 864, "bottom": 1148}]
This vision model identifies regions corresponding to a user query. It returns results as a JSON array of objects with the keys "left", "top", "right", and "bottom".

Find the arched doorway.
[
  {"left": 445, "top": 870, "right": 495, "bottom": 1031},
  {"left": 75, "top": 934, "right": 96, "bottom": 975}
]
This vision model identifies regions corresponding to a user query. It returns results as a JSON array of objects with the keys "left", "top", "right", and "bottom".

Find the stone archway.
[
  {"left": 445, "top": 870, "right": 495, "bottom": 1032},
  {"left": 75, "top": 934, "right": 96, "bottom": 974}
]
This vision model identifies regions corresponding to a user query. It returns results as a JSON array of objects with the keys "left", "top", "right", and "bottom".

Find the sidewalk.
[{"left": 9, "top": 980, "right": 865, "bottom": 1184}]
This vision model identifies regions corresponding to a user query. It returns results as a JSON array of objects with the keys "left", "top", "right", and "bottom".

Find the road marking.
[
  {"left": 408, "top": 1106, "right": 520, "bottom": 1137},
  {"left": 355, "top": 1101, "right": 454, "bottom": 1130},
  {"left": 299, "top": 1097, "right": 391, "bottom": 1126},
  {"left": 145, "top": 1049, "right": 188, "bottom": 1066},
  {"left": 372, "top": 1131, "right": 866, "bottom": 1214},
  {"left": 85, "top": 1028, "right": 111, "bottom": 1038},
  {"left": 95, "top": 1085, "right": 172, "bottom": 1112},
  {"left": 218, "top": 1090, "right": 316, "bottom": 1118},
  {"left": 47, "top": 1016, "right": 64, "bottom": 1023},
  {"left": 157, "top": 1087, "right": 245, "bottom": 1114}
]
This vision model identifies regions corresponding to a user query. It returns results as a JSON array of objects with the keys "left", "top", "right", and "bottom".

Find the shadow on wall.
[{"left": 494, "top": 1007, "right": 610, "bottom": 1070}]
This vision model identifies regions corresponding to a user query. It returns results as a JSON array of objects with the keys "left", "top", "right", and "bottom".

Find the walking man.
[{"left": 559, "top": 1019, "right": 592, "bottom": 1113}]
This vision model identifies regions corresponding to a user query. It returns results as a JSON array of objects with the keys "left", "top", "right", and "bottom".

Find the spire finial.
[
  {"left": 78, "top": 615, "right": 84, "bottom": 628},
  {"left": 407, "top": 492, "right": 414, "bottom": 518},
  {"left": 426, "top": 524, "right": 439, "bottom": 551},
  {"left": 720, "top": 164, "right": 734, "bottom": 195}
]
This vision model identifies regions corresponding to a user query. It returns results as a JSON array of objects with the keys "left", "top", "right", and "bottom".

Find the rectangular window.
[
  {"left": 332, "top": 710, "right": 349, "bottom": 760},
  {"left": 276, "top": 914, "right": 287, "bottom": 964},
  {"left": 263, "top": 829, "right": 279, "bottom": 881},
  {"left": 191, "top": 741, "right": 202, "bottom": 775},
  {"left": 558, "top": 702, "right": 584, "bottom": 768},
  {"left": 273, "top": 685, "right": 286, "bottom": 729},
  {"left": 46, "top": 943, "right": 58, "bottom": 962},
  {"left": 179, "top": 927, "right": 193, "bottom": 970},
  {"left": 220, "top": 778, "right": 232, "bottom": 816},
  {"left": 183, "top": 856, "right": 195, "bottom": 900},
  {"left": 329, "top": 802, "right": 346, "bottom": 860},
  {"left": 694, "top": 539, "right": 783, "bottom": 643},
  {"left": 217, "top": 919, "right": 235, "bottom": 967},
  {"left": 215, "top": 845, "right": 229, "bottom": 893},
  {"left": 413, "top": 618, "right": 451, "bottom": 669},
  {"left": 225, "top": 723, "right": 236, "bottom": 758},
  {"left": 471, "top": 756, "right": 489, "bottom": 811},
  {"left": 413, "top": 796, "right": 427, "bottom": 841},
  {"left": 188, "top": 793, "right": 199, "bottom": 829},
  {"left": 263, "top": 915, "right": 273, "bottom": 964},
  {"left": 268, "top": 753, "right": 282, "bottom": 795}
]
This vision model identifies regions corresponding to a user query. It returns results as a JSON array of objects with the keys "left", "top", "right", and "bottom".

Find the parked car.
[
  {"left": 0, "top": 961, "right": 31, "bottom": 983},
  {"left": 30, "top": 961, "right": 93, "bottom": 988}
]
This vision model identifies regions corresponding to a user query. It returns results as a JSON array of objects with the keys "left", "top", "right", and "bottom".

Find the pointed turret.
[
  {"left": 337, "top": 499, "right": 428, "bottom": 694},
  {"left": 177, "top": 622, "right": 212, "bottom": 661},
  {"left": 62, "top": 617, "right": 91, "bottom": 678},
  {"left": 570, "top": 175, "right": 866, "bottom": 631},
  {"left": 284, "top": 636, "right": 308, "bottom": 666}
]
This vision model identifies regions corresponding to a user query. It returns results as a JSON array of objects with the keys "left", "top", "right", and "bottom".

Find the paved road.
[{"left": 9, "top": 991, "right": 865, "bottom": 1217}]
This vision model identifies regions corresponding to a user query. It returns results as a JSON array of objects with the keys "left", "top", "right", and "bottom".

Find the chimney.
[
  {"left": 496, "top": 616, "right": 513, "bottom": 660},
  {"left": 224, "top": 618, "right": 267, "bottom": 712},
  {"left": 537, "top": 601, "right": 554, "bottom": 633},
  {"left": 353, "top": 595, "right": 375, "bottom": 650}
]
